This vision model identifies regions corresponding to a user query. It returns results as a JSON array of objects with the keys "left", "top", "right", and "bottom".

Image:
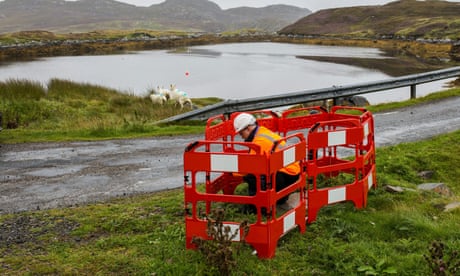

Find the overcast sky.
[{"left": 94, "top": 0, "right": 460, "bottom": 11}]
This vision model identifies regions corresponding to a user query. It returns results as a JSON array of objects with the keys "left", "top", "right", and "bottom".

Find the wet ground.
[{"left": 1, "top": 96, "right": 460, "bottom": 214}]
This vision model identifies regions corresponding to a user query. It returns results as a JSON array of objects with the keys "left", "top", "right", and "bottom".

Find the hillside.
[
  {"left": 0, "top": 0, "right": 310, "bottom": 34},
  {"left": 279, "top": 0, "right": 460, "bottom": 40}
]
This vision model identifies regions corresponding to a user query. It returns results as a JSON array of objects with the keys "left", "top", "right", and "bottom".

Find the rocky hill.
[
  {"left": 0, "top": 0, "right": 310, "bottom": 34},
  {"left": 279, "top": 0, "right": 460, "bottom": 40}
]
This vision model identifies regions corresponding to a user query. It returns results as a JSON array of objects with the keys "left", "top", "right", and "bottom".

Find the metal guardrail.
[{"left": 157, "top": 66, "right": 460, "bottom": 123}]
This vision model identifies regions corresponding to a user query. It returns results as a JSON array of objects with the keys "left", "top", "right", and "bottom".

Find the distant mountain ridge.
[
  {"left": 279, "top": 0, "right": 460, "bottom": 40},
  {"left": 0, "top": 0, "right": 311, "bottom": 34}
]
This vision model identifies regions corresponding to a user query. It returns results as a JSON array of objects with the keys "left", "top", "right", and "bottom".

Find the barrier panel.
[
  {"left": 278, "top": 106, "right": 329, "bottom": 136},
  {"left": 184, "top": 106, "right": 376, "bottom": 259},
  {"left": 184, "top": 133, "right": 307, "bottom": 259},
  {"left": 330, "top": 106, "right": 377, "bottom": 206},
  {"left": 205, "top": 114, "right": 231, "bottom": 141},
  {"left": 304, "top": 106, "right": 376, "bottom": 223}
]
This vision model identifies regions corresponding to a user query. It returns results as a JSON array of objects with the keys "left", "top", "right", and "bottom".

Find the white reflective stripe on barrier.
[
  {"left": 328, "top": 130, "right": 346, "bottom": 146},
  {"left": 363, "top": 122, "right": 369, "bottom": 145},
  {"left": 328, "top": 187, "right": 346, "bottom": 203},
  {"left": 222, "top": 223, "right": 241, "bottom": 241},
  {"left": 368, "top": 172, "right": 374, "bottom": 189},
  {"left": 211, "top": 154, "right": 238, "bottom": 172},
  {"left": 283, "top": 147, "right": 296, "bottom": 167},
  {"left": 283, "top": 212, "right": 296, "bottom": 233},
  {"left": 364, "top": 122, "right": 369, "bottom": 137}
]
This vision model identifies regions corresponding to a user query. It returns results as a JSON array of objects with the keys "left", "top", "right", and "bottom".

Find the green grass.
[
  {"left": 0, "top": 130, "right": 459, "bottom": 275},
  {"left": 0, "top": 78, "right": 222, "bottom": 143},
  {"left": 279, "top": 0, "right": 460, "bottom": 40}
]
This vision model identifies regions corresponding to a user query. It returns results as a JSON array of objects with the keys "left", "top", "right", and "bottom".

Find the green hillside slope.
[{"left": 280, "top": 0, "right": 460, "bottom": 40}]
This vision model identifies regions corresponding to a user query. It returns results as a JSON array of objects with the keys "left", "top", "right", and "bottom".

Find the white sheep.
[
  {"left": 157, "top": 86, "right": 171, "bottom": 100},
  {"left": 177, "top": 95, "right": 193, "bottom": 109},
  {"left": 169, "top": 85, "right": 193, "bottom": 109},
  {"left": 149, "top": 93, "right": 167, "bottom": 105}
]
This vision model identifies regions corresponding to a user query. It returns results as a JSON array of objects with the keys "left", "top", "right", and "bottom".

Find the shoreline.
[{"left": 1, "top": 32, "right": 458, "bottom": 65}]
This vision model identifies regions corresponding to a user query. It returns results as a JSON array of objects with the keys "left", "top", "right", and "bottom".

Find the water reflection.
[{"left": 167, "top": 47, "right": 222, "bottom": 58}]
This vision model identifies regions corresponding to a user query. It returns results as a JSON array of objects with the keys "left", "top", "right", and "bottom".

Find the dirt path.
[{"left": 1, "top": 96, "right": 460, "bottom": 214}]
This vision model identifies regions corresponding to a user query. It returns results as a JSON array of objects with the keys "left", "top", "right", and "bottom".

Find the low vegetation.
[
  {"left": 273, "top": 35, "right": 456, "bottom": 66},
  {"left": 279, "top": 0, "right": 460, "bottom": 41},
  {"left": 0, "top": 127, "right": 459, "bottom": 275},
  {"left": 0, "top": 78, "right": 223, "bottom": 143}
]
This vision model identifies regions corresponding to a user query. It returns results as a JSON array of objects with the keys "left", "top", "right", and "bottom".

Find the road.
[{"left": 1, "top": 96, "right": 459, "bottom": 214}]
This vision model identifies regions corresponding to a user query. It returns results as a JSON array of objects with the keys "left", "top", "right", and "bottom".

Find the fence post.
[{"left": 410, "top": 84, "right": 417, "bottom": 99}]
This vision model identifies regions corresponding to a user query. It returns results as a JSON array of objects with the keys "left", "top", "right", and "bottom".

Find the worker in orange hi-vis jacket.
[{"left": 233, "top": 113, "right": 301, "bottom": 213}]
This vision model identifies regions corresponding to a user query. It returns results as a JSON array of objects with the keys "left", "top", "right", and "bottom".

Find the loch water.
[{"left": 0, "top": 42, "right": 452, "bottom": 105}]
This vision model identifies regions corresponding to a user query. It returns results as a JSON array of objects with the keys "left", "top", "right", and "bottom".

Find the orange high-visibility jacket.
[{"left": 250, "top": 126, "right": 300, "bottom": 176}]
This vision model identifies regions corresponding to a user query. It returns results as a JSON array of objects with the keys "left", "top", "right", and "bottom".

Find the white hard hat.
[{"left": 233, "top": 113, "right": 256, "bottom": 133}]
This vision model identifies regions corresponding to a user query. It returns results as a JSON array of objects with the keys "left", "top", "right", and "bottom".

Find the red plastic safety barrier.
[
  {"left": 184, "top": 133, "right": 307, "bottom": 259},
  {"left": 184, "top": 106, "right": 376, "bottom": 259}
]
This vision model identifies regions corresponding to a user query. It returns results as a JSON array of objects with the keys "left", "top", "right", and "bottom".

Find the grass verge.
[{"left": 0, "top": 79, "right": 221, "bottom": 143}]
